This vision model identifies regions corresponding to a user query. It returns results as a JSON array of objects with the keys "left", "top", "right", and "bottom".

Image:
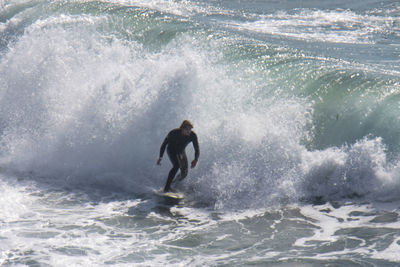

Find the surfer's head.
[{"left": 180, "top": 120, "right": 193, "bottom": 136}]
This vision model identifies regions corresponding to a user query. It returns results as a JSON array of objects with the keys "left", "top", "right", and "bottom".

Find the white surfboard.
[{"left": 156, "top": 190, "right": 184, "bottom": 200}]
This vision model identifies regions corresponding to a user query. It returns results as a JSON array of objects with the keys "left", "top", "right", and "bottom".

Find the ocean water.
[{"left": 1, "top": 0, "right": 400, "bottom": 266}]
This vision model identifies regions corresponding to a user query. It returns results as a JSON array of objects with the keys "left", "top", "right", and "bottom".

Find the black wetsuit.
[{"left": 159, "top": 128, "right": 200, "bottom": 192}]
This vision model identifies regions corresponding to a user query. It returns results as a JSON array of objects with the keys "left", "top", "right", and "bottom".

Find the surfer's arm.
[
  {"left": 192, "top": 133, "right": 200, "bottom": 161},
  {"left": 159, "top": 134, "right": 169, "bottom": 159}
]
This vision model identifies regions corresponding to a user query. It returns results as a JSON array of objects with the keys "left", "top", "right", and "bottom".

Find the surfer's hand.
[
  {"left": 157, "top": 158, "right": 162, "bottom": 165},
  {"left": 191, "top": 160, "right": 197, "bottom": 168}
]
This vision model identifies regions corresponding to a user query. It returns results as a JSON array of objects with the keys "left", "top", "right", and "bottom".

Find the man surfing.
[{"left": 157, "top": 120, "right": 200, "bottom": 192}]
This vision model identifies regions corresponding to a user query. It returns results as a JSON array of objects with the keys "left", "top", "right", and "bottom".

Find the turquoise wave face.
[{"left": 0, "top": 0, "right": 399, "bottom": 207}]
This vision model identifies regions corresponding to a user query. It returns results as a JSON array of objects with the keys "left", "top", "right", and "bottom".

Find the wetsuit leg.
[
  {"left": 164, "top": 150, "right": 180, "bottom": 192},
  {"left": 177, "top": 152, "right": 188, "bottom": 181}
]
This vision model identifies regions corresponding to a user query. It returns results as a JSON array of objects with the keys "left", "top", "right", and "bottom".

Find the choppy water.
[{"left": 1, "top": 0, "right": 400, "bottom": 266}]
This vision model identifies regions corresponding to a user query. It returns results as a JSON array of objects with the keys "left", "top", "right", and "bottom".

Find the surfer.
[{"left": 157, "top": 120, "right": 200, "bottom": 192}]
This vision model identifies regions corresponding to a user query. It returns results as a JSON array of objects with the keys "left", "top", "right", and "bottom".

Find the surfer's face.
[{"left": 182, "top": 127, "right": 192, "bottom": 136}]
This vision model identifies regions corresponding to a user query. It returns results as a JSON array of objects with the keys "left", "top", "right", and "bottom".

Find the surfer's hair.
[{"left": 180, "top": 120, "right": 193, "bottom": 129}]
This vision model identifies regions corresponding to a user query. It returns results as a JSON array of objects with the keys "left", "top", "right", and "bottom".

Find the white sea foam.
[
  {"left": 224, "top": 9, "right": 400, "bottom": 45},
  {"left": 372, "top": 237, "right": 400, "bottom": 262}
]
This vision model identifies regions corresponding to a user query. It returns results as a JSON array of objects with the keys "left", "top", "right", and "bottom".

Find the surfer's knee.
[{"left": 168, "top": 166, "right": 179, "bottom": 177}]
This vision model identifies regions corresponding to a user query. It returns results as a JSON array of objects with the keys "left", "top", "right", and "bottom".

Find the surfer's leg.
[
  {"left": 164, "top": 168, "right": 178, "bottom": 192},
  {"left": 177, "top": 152, "right": 188, "bottom": 181},
  {"left": 164, "top": 151, "right": 180, "bottom": 192}
]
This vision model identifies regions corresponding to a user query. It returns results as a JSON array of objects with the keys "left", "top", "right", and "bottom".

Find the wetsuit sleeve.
[
  {"left": 192, "top": 133, "right": 200, "bottom": 161},
  {"left": 159, "top": 133, "right": 169, "bottom": 158}
]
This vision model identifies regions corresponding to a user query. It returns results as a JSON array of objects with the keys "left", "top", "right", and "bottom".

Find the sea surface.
[{"left": 1, "top": 0, "right": 400, "bottom": 266}]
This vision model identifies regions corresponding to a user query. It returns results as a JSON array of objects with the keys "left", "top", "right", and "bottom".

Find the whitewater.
[{"left": 0, "top": 0, "right": 400, "bottom": 266}]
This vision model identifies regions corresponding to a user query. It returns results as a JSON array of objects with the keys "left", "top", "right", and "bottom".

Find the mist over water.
[{"left": 1, "top": 1, "right": 400, "bottom": 265}]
